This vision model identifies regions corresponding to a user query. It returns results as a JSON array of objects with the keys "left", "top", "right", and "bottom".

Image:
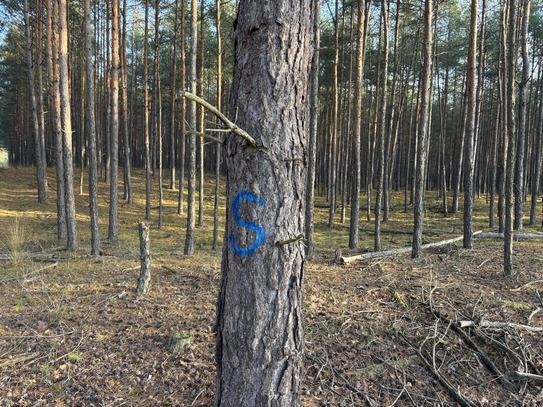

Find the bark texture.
[
  {"left": 215, "top": 1, "right": 313, "bottom": 405},
  {"left": 137, "top": 222, "right": 151, "bottom": 295}
]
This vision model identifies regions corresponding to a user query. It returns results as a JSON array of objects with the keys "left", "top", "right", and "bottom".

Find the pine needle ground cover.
[{"left": 1, "top": 167, "right": 542, "bottom": 405}]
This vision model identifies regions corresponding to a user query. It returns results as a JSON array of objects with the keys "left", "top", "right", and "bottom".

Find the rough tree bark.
[
  {"left": 463, "top": 0, "right": 478, "bottom": 249},
  {"left": 514, "top": 0, "right": 530, "bottom": 231},
  {"left": 412, "top": 0, "right": 433, "bottom": 259},
  {"left": 144, "top": 0, "right": 152, "bottom": 221},
  {"left": 306, "top": 0, "right": 320, "bottom": 256},
  {"left": 46, "top": 0, "right": 66, "bottom": 240},
  {"left": 212, "top": 0, "right": 222, "bottom": 251},
  {"left": 84, "top": 0, "right": 100, "bottom": 255},
  {"left": 108, "top": 0, "right": 120, "bottom": 241},
  {"left": 58, "top": 0, "right": 77, "bottom": 251},
  {"left": 214, "top": 0, "right": 313, "bottom": 405},
  {"left": 24, "top": 0, "right": 47, "bottom": 204},
  {"left": 184, "top": 0, "right": 197, "bottom": 255}
]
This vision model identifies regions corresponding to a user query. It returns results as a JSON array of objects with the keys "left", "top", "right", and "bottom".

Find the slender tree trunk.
[
  {"left": 184, "top": 0, "right": 197, "bottom": 255},
  {"left": 177, "top": 0, "right": 186, "bottom": 215},
  {"left": 212, "top": 0, "right": 222, "bottom": 251},
  {"left": 215, "top": 0, "right": 312, "bottom": 403},
  {"left": 504, "top": 0, "right": 517, "bottom": 276},
  {"left": 58, "top": 0, "right": 77, "bottom": 251},
  {"left": 144, "top": 0, "right": 152, "bottom": 221},
  {"left": 374, "top": 0, "right": 389, "bottom": 252},
  {"left": 121, "top": 0, "right": 132, "bottom": 203},
  {"left": 197, "top": 0, "right": 205, "bottom": 227},
  {"left": 169, "top": 0, "right": 179, "bottom": 191},
  {"left": 349, "top": 0, "right": 366, "bottom": 250},
  {"left": 24, "top": 0, "right": 47, "bottom": 204},
  {"left": 47, "top": 0, "right": 66, "bottom": 240},
  {"left": 108, "top": 0, "right": 120, "bottom": 241},
  {"left": 328, "top": 0, "right": 339, "bottom": 229},
  {"left": 463, "top": 0, "right": 478, "bottom": 249},
  {"left": 84, "top": 0, "right": 100, "bottom": 255},
  {"left": 530, "top": 66, "right": 543, "bottom": 226},
  {"left": 153, "top": 0, "right": 163, "bottom": 228},
  {"left": 412, "top": 0, "right": 433, "bottom": 259},
  {"left": 514, "top": 0, "right": 531, "bottom": 231}
]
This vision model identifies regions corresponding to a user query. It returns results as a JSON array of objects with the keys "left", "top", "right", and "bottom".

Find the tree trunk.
[
  {"left": 215, "top": 0, "right": 313, "bottom": 404},
  {"left": 504, "top": 0, "right": 518, "bottom": 276},
  {"left": 137, "top": 222, "right": 151, "bottom": 295},
  {"left": 514, "top": 0, "right": 530, "bottom": 231},
  {"left": 121, "top": 0, "right": 133, "bottom": 204},
  {"left": 108, "top": 0, "right": 120, "bottom": 241},
  {"left": 58, "top": 0, "right": 77, "bottom": 251},
  {"left": 143, "top": 0, "right": 152, "bottom": 221},
  {"left": 169, "top": 0, "right": 179, "bottom": 191},
  {"left": 24, "top": 0, "right": 47, "bottom": 204},
  {"left": 374, "top": 0, "right": 389, "bottom": 252},
  {"left": 84, "top": 0, "right": 100, "bottom": 256},
  {"left": 530, "top": 65, "right": 543, "bottom": 226},
  {"left": 463, "top": 0, "right": 478, "bottom": 249},
  {"left": 412, "top": 0, "right": 433, "bottom": 259},
  {"left": 197, "top": 0, "right": 205, "bottom": 227},
  {"left": 184, "top": 0, "right": 197, "bottom": 255},
  {"left": 177, "top": 0, "right": 186, "bottom": 215},
  {"left": 46, "top": 0, "right": 66, "bottom": 240},
  {"left": 306, "top": 0, "right": 320, "bottom": 256},
  {"left": 212, "top": 0, "right": 223, "bottom": 251},
  {"left": 328, "top": 0, "right": 340, "bottom": 229}
]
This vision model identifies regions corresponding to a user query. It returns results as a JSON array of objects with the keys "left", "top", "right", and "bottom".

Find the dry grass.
[{"left": 0, "top": 167, "right": 543, "bottom": 406}]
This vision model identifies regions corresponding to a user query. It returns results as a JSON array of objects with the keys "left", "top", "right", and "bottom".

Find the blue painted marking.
[{"left": 229, "top": 191, "right": 266, "bottom": 256}]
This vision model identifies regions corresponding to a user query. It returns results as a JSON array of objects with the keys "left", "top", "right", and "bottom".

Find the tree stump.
[{"left": 136, "top": 222, "right": 151, "bottom": 294}]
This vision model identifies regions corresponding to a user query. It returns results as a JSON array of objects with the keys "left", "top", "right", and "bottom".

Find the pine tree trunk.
[
  {"left": 108, "top": 0, "right": 120, "bottom": 241},
  {"left": 184, "top": 0, "right": 197, "bottom": 255},
  {"left": 215, "top": 0, "right": 313, "bottom": 404},
  {"left": 58, "top": 0, "right": 77, "bottom": 251},
  {"left": 514, "top": 0, "right": 530, "bottom": 231},
  {"left": 177, "top": 0, "right": 186, "bottom": 215},
  {"left": 306, "top": 0, "right": 320, "bottom": 256},
  {"left": 169, "top": 0, "right": 179, "bottom": 191},
  {"left": 143, "top": 0, "right": 152, "bottom": 221},
  {"left": 374, "top": 0, "right": 389, "bottom": 252},
  {"left": 46, "top": 0, "right": 66, "bottom": 240},
  {"left": 24, "top": 0, "right": 47, "bottom": 204},
  {"left": 84, "top": 0, "right": 100, "bottom": 256},
  {"left": 121, "top": 0, "right": 133, "bottom": 204},
  {"left": 463, "top": 0, "right": 478, "bottom": 249},
  {"left": 212, "top": 0, "right": 222, "bottom": 251},
  {"left": 412, "top": 0, "right": 433, "bottom": 259}
]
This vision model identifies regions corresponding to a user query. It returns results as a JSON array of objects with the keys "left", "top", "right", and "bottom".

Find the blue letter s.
[{"left": 229, "top": 192, "right": 266, "bottom": 256}]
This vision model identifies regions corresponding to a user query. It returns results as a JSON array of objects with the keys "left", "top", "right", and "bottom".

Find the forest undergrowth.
[{"left": 1, "top": 167, "right": 542, "bottom": 406}]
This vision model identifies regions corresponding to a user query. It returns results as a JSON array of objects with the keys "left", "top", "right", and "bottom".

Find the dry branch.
[
  {"left": 181, "top": 91, "right": 256, "bottom": 146},
  {"left": 460, "top": 319, "right": 543, "bottom": 332},
  {"left": 399, "top": 333, "right": 478, "bottom": 407},
  {"left": 430, "top": 307, "right": 518, "bottom": 392},
  {"left": 476, "top": 232, "right": 543, "bottom": 240},
  {"left": 340, "top": 231, "right": 482, "bottom": 264}
]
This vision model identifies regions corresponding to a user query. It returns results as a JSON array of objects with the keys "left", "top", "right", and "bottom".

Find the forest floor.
[{"left": 1, "top": 166, "right": 543, "bottom": 406}]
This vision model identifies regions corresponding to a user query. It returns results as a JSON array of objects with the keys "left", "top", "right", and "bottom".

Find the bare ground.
[{"left": 1, "top": 167, "right": 542, "bottom": 406}]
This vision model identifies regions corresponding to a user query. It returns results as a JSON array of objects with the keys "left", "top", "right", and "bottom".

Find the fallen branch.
[
  {"left": 433, "top": 309, "right": 518, "bottom": 392},
  {"left": 340, "top": 231, "right": 482, "bottom": 264},
  {"left": 399, "top": 333, "right": 478, "bottom": 407},
  {"left": 0, "top": 352, "right": 40, "bottom": 368},
  {"left": 510, "top": 280, "right": 543, "bottom": 292},
  {"left": 476, "top": 232, "right": 543, "bottom": 240},
  {"left": 460, "top": 319, "right": 543, "bottom": 333},
  {"left": 505, "top": 371, "right": 543, "bottom": 382}
]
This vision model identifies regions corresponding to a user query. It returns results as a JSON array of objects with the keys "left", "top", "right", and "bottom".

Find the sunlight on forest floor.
[{"left": 1, "top": 167, "right": 543, "bottom": 406}]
